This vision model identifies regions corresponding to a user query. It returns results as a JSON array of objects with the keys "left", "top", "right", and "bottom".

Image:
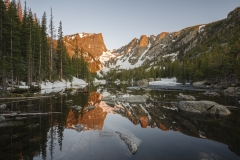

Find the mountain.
[
  {"left": 63, "top": 32, "right": 108, "bottom": 72},
  {"left": 102, "top": 7, "right": 240, "bottom": 74}
]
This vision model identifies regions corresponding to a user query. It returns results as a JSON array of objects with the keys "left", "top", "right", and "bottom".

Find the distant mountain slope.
[{"left": 102, "top": 7, "right": 240, "bottom": 72}]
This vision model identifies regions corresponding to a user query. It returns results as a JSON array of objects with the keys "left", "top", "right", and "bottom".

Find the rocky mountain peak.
[
  {"left": 227, "top": 7, "right": 240, "bottom": 20},
  {"left": 64, "top": 32, "right": 107, "bottom": 58},
  {"left": 138, "top": 35, "right": 149, "bottom": 48}
]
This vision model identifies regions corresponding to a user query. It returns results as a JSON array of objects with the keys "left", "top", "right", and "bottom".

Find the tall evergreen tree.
[
  {"left": 56, "top": 21, "right": 63, "bottom": 81},
  {"left": 40, "top": 11, "right": 49, "bottom": 82},
  {"left": 49, "top": 7, "right": 54, "bottom": 81},
  {"left": 5, "top": 0, "right": 21, "bottom": 88},
  {"left": 17, "top": 0, "right": 22, "bottom": 21},
  {"left": 0, "top": 0, "right": 7, "bottom": 96}
]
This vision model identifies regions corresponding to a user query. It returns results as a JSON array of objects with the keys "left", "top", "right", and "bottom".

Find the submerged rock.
[
  {"left": 115, "top": 131, "right": 140, "bottom": 155},
  {"left": 203, "top": 91, "right": 220, "bottom": 97},
  {"left": 0, "top": 116, "right": 5, "bottom": 121},
  {"left": 198, "top": 152, "right": 224, "bottom": 160},
  {"left": 224, "top": 87, "right": 239, "bottom": 96},
  {"left": 178, "top": 101, "right": 230, "bottom": 115},
  {"left": 75, "top": 124, "right": 86, "bottom": 133},
  {"left": 0, "top": 104, "right": 7, "bottom": 110},
  {"left": 121, "top": 95, "right": 148, "bottom": 103},
  {"left": 102, "top": 95, "right": 149, "bottom": 104},
  {"left": 177, "top": 93, "right": 196, "bottom": 101}
]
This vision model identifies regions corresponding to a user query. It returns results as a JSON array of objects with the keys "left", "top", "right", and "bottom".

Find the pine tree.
[
  {"left": 40, "top": 12, "right": 49, "bottom": 82},
  {"left": 17, "top": 0, "right": 22, "bottom": 22},
  {"left": 4, "top": 0, "right": 10, "bottom": 9},
  {"left": 49, "top": 7, "right": 54, "bottom": 81},
  {"left": 5, "top": 0, "right": 21, "bottom": 88},
  {"left": 56, "top": 21, "right": 63, "bottom": 81},
  {"left": 0, "top": 0, "right": 7, "bottom": 96}
]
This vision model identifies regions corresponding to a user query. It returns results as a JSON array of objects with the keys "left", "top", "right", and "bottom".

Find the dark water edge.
[{"left": 0, "top": 84, "right": 240, "bottom": 160}]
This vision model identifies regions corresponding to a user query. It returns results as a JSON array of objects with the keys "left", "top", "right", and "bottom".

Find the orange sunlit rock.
[
  {"left": 88, "top": 91, "right": 102, "bottom": 106},
  {"left": 138, "top": 35, "right": 149, "bottom": 48},
  {"left": 126, "top": 38, "right": 137, "bottom": 53},
  {"left": 138, "top": 116, "right": 149, "bottom": 128},
  {"left": 157, "top": 32, "right": 169, "bottom": 40},
  {"left": 77, "top": 106, "right": 107, "bottom": 130},
  {"left": 157, "top": 123, "right": 168, "bottom": 131},
  {"left": 65, "top": 109, "right": 78, "bottom": 129},
  {"left": 63, "top": 33, "right": 107, "bottom": 72}
]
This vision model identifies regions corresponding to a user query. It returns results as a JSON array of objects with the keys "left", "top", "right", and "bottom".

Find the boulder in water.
[
  {"left": 178, "top": 101, "right": 230, "bottom": 115},
  {"left": 116, "top": 131, "right": 140, "bottom": 155}
]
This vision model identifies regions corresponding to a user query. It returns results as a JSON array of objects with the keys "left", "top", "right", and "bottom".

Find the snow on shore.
[
  {"left": 149, "top": 77, "right": 180, "bottom": 86},
  {"left": 40, "top": 77, "right": 87, "bottom": 89},
  {"left": 94, "top": 78, "right": 106, "bottom": 85},
  {"left": 40, "top": 77, "right": 87, "bottom": 94}
]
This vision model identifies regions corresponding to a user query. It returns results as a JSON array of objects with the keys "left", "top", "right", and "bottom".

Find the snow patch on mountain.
[
  {"left": 99, "top": 51, "right": 116, "bottom": 64},
  {"left": 78, "top": 32, "right": 94, "bottom": 38}
]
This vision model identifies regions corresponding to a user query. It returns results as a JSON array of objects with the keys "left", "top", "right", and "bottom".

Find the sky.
[{"left": 21, "top": 0, "right": 240, "bottom": 50}]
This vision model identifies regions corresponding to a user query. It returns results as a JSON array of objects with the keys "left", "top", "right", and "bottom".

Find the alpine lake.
[{"left": 0, "top": 83, "right": 240, "bottom": 160}]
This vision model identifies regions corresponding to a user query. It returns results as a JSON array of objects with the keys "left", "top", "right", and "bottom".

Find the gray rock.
[
  {"left": 102, "top": 96, "right": 113, "bottom": 101},
  {"left": 106, "top": 99, "right": 115, "bottom": 107},
  {"left": 148, "top": 78, "right": 154, "bottom": 82},
  {"left": 0, "top": 104, "right": 7, "bottom": 110},
  {"left": 0, "top": 116, "right": 5, "bottom": 121},
  {"left": 93, "top": 81, "right": 101, "bottom": 86},
  {"left": 192, "top": 80, "right": 207, "bottom": 86},
  {"left": 137, "top": 79, "right": 148, "bottom": 86},
  {"left": 116, "top": 131, "right": 140, "bottom": 155},
  {"left": 71, "top": 105, "right": 82, "bottom": 111},
  {"left": 224, "top": 87, "right": 239, "bottom": 96},
  {"left": 192, "top": 80, "right": 211, "bottom": 89},
  {"left": 126, "top": 87, "right": 141, "bottom": 90},
  {"left": 177, "top": 93, "right": 196, "bottom": 101},
  {"left": 102, "top": 95, "right": 148, "bottom": 106},
  {"left": 85, "top": 106, "right": 95, "bottom": 111},
  {"left": 117, "top": 95, "right": 148, "bottom": 103},
  {"left": 75, "top": 124, "right": 86, "bottom": 133},
  {"left": 121, "top": 81, "right": 128, "bottom": 84},
  {"left": 203, "top": 91, "right": 220, "bottom": 97},
  {"left": 178, "top": 101, "right": 230, "bottom": 115}
]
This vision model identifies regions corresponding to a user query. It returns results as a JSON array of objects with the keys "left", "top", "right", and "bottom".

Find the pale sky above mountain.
[{"left": 22, "top": 0, "right": 240, "bottom": 50}]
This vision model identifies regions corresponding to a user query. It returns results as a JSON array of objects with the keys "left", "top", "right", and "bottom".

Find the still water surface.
[{"left": 0, "top": 85, "right": 240, "bottom": 160}]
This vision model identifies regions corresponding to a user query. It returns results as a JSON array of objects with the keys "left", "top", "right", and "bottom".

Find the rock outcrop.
[
  {"left": 64, "top": 33, "right": 107, "bottom": 72},
  {"left": 178, "top": 101, "right": 230, "bottom": 115},
  {"left": 64, "top": 33, "right": 107, "bottom": 58}
]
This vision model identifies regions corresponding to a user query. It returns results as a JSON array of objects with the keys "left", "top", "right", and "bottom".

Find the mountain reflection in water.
[{"left": 0, "top": 87, "right": 239, "bottom": 160}]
